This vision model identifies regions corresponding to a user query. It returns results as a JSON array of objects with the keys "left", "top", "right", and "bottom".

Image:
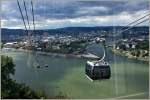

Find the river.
[{"left": 2, "top": 43, "right": 149, "bottom": 99}]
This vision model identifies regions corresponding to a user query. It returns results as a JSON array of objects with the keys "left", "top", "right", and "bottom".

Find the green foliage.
[
  {"left": 131, "top": 50, "right": 140, "bottom": 57},
  {"left": 136, "top": 40, "right": 149, "bottom": 50},
  {"left": 1, "top": 55, "right": 15, "bottom": 80},
  {"left": 46, "top": 40, "right": 87, "bottom": 54},
  {"left": 55, "top": 91, "right": 68, "bottom": 99},
  {"left": 46, "top": 48, "right": 69, "bottom": 54},
  {"left": 1, "top": 55, "right": 46, "bottom": 99},
  {"left": 62, "top": 40, "right": 87, "bottom": 53},
  {"left": 1, "top": 42, "right": 4, "bottom": 49}
]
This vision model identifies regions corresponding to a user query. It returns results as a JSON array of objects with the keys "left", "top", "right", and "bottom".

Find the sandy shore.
[{"left": 111, "top": 48, "right": 149, "bottom": 62}]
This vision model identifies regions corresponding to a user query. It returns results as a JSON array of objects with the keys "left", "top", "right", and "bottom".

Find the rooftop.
[{"left": 87, "top": 60, "right": 108, "bottom": 67}]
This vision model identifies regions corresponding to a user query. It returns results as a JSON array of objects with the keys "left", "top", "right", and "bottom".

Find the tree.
[
  {"left": 1, "top": 55, "right": 46, "bottom": 99},
  {"left": 1, "top": 55, "right": 15, "bottom": 80},
  {"left": 136, "top": 40, "right": 149, "bottom": 50}
]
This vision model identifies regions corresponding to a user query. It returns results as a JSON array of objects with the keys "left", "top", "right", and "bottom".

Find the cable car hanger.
[{"left": 85, "top": 37, "right": 111, "bottom": 81}]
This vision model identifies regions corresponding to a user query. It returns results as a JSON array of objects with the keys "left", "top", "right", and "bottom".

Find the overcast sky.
[{"left": 1, "top": 0, "right": 149, "bottom": 29}]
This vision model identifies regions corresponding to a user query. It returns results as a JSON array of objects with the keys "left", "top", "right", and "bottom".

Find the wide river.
[{"left": 2, "top": 43, "right": 149, "bottom": 99}]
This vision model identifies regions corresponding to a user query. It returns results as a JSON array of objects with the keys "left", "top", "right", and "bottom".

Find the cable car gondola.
[
  {"left": 85, "top": 36, "right": 111, "bottom": 81},
  {"left": 85, "top": 60, "right": 111, "bottom": 80}
]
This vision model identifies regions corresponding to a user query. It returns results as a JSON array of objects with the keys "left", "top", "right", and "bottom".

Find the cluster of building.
[
  {"left": 115, "top": 35, "right": 148, "bottom": 50},
  {"left": 3, "top": 34, "right": 85, "bottom": 51},
  {"left": 115, "top": 39, "right": 136, "bottom": 50},
  {"left": 114, "top": 36, "right": 149, "bottom": 59}
]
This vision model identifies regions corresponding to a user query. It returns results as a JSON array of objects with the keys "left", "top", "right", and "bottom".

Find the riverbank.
[
  {"left": 3, "top": 44, "right": 149, "bottom": 99},
  {"left": 2, "top": 48, "right": 100, "bottom": 60},
  {"left": 111, "top": 48, "right": 149, "bottom": 62}
]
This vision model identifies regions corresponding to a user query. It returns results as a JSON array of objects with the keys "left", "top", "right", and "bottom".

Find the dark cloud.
[
  {"left": 2, "top": 0, "right": 149, "bottom": 20},
  {"left": 77, "top": 0, "right": 149, "bottom": 16},
  {"left": 1, "top": 0, "right": 149, "bottom": 29}
]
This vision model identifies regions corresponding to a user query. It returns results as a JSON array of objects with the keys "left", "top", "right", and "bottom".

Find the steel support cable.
[
  {"left": 92, "top": 43, "right": 106, "bottom": 63},
  {"left": 24, "top": 1, "right": 31, "bottom": 31},
  {"left": 31, "top": 0, "right": 40, "bottom": 66},
  {"left": 119, "top": 18, "right": 149, "bottom": 34},
  {"left": 110, "top": 16, "right": 149, "bottom": 37},
  {"left": 99, "top": 45, "right": 106, "bottom": 61},
  {"left": 17, "top": 0, "right": 28, "bottom": 33},
  {"left": 31, "top": 0, "right": 35, "bottom": 33},
  {"left": 120, "top": 13, "right": 150, "bottom": 30},
  {"left": 108, "top": 13, "right": 150, "bottom": 37}
]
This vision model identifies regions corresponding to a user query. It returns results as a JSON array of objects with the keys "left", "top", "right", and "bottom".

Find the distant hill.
[{"left": 1, "top": 26, "right": 149, "bottom": 42}]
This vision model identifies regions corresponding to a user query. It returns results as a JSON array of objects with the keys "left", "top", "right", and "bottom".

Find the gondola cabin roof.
[{"left": 87, "top": 60, "right": 109, "bottom": 67}]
